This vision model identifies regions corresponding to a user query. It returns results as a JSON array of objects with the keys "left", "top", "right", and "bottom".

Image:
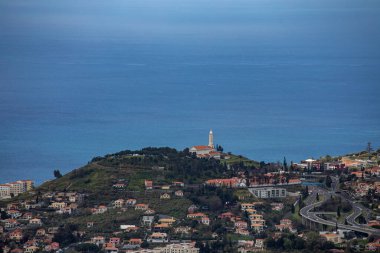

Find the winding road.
[{"left": 299, "top": 186, "right": 380, "bottom": 236}]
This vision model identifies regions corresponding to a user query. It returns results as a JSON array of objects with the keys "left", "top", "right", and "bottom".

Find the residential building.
[
  {"left": 91, "top": 205, "right": 108, "bottom": 214},
  {"left": 29, "top": 218, "right": 42, "bottom": 226},
  {"left": 205, "top": 177, "right": 246, "bottom": 188},
  {"left": 158, "top": 216, "right": 175, "bottom": 223},
  {"left": 173, "top": 181, "right": 185, "bottom": 187},
  {"left": 113, "top": 183, "right": 126, "bottom": 189},
  {"left": 120, "top": 225, "right": 138, "bottom": 231},
  {"left": 160, "top": 193, "right": 171, "bottom": 199},
  {"left": 160, "top": 243, "right": 200, "bottom": 253},
  {"left": 366, "top": 239, "right": 380, "bottom": 251},
  {"left": 127, "top": 198, "right": 137, "bottom": 206},
  {"left": 7, "top": 210, "right": 22, "bottom": 219},
  {"left": 50, "top": 202, "right": 67, "bottom": 209},
  {"left": 219, "top": 212, "right": 235, "bottom": 220},
  {"left": 145, "top": 180, "right": 153, "bottom": 190},
  {"left": 24, "top": 246, "right": 39, "bottom": 253},
  {"left": 91, "top": 236, "right": 105, "bottom": 246},
  {"left": 235, "top": 221, "right": 248, "bottom": 229},
  {"left": 0, "top": 184, "right": 11, "bottom": 199},
  {"left": 129, "top": 238, "right": 143, "bottom": 245},
  {"left": 105, "top": 244, "right": 118, "bottom": 253},
  {"left": 114, "top": 199, "right": 125, "bottom": 208},
  {"left": 187, "top": 212, "right": 207, "bottom": 219},
  {"left": 320, "top": 232, "right": 342, "bottom": 244},
  {"left": 251, "top": 223, "right": 264, "bottom": 232},
  {"left": 109, "top": 237, "right": 121, "bottom": 245},
  {"left": 249, "top": 187, "right": 287, "bottom": 198},
  {"left": 255, "top": 239, "right": 264, "bottom": 249},
  {"left": 36, "top": 228, "right": 46, "bottom": 236},
  {"left": 275, "top": 219, "right": 296, "bottom": 233},
  {"left": 187, "top": 205, "right": 198, "bottom": 214},
  {"left": 175, "top": 190, "right": 184, "bottom": 197},
  {"left": 142, "top": 216, "right": 155, "bottom": 226},
  {"left": 3, "top": 219, "right": 19, "bottom": 229},
  {"left": 148, "top": 232, "right": 168, "bottom": 243},
  {"left": 189, "top": 145, "right": 214, "bottom": 157},
  {"left": 9, "top": 229, "right": 23, "bottom": 241},
  {"left": 271, "top": 203, "right": 284, "bottom": 211},
  {"left": 201, "top": 216, "right": 210, "bottom": 225},
  {"left": 241, "top": 203, "right": 255, "bottom": 211},
  {"left": 135, "top": 204, "right": 149, "bottom": 211}
]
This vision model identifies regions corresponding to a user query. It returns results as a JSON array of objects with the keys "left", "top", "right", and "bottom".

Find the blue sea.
[{"left": 1, "top": 0, "right": 380, "bottom": 184}]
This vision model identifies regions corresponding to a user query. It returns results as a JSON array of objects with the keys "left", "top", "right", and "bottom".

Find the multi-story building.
[
  {"left": 148, "top": 232, "right": 168, "bottom": 243},
  {"left": 9, "top": 181, "right": 25, "bottom": 196},
  {"left": 50, "top": 202, "right": 67, "bottom": 209},
  {"left": 160, "top": 243, "right": 200, "bottom": 253},
  {"left": 0, "top": 184, "right": 11, "bottom": 199},
  {"left": 114, "top": 199, "right": 125, "bottom": 208},
  {"left": 249, "top": 187, "right": 287, "bottom": 198},
  {"left": 22, "top": 180, "right": 34, "bottom": 191},
  {"left": 0, "top": 180, "right": 34, "bottom": 198}
]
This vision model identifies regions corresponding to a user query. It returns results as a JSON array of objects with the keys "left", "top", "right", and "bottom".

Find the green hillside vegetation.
[
  {"left": 40, "top": 147, "right": 253, "bottom": 193},
  {"left": 223, "top": 154, "right": 260, "bottom": 168},
  {"left": 320, "top": 147, "right": 380, "bottom": 164}
]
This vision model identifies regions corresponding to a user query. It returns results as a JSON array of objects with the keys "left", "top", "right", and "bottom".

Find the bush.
[{"left": 75, "top": 243, "right": 101, "bottom": 252}]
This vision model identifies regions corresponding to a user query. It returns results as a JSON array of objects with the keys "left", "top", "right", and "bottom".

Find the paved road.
[
  {"left": 329, "top": 176, "right": 371, "bottom": 224},
  {"left": 300, "top": 187, "right": 380, "bottom": 236}
]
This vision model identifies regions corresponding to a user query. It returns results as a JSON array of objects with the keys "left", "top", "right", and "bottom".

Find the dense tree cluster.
[
  {"left": 74, "top": 243, "right": 101, "bottom": 252},
  {"left": 317, "top": 196, "right": 352, "bottom": 213},
  {"left": 266, "top": 232, "right": 334, "bottom": 252},
  {"left": 53, "top": 169, "right": 63, "bottom": 178},
  {"left": 53, "top": 224, "right": 80, "bottom": 247}
]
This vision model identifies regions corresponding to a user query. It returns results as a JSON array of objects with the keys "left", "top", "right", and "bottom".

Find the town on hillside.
[{"left": 1, "top": 133, "right": 380, "bottom": 253}]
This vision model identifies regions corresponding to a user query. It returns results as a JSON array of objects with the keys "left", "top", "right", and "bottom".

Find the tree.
[
  {"left": 325, "top": 175, "right": 332, "bottom": 188},
  {"left": 75, "top": 243, "right": 101, "bottom": 253},
  {"left": 283, "top": 238, "right": 293, "bottom": 250},
  {"left": 283, "top": 157, "right": 288, "bottom": 171},
  {"left": 316, "top": 193, "right": 319, "bottom": 201},
  {"left": 303, "top": 186, "right": 309, "bottom": 198},
  {"left": 265, "top": 237, "right": 276, "bottom": 248},
  {"left": 291, "top": 204, "right": 295, "bottom": 214},
  {"left": 53, "top": 225, "right": 78, "bottom": 247},
  {"left": 337, "top": 206, "right": 341, "bottom": 217},
  {"left": 141, "top": 241, "right": 149, "bottom": 248},
  {"left": 216, "top": 145, "right": 224, "bottom": 152},
  {"left": 0, "top": 211, "right": 8, "bottom": 219},
  {"left": 54, "top": 169, "right": 63, "bottom": 178}
]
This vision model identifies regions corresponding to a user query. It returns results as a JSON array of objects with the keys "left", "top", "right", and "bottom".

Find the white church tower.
[{"left": 208, "top": 129, "right": 214, "bottom": 149}]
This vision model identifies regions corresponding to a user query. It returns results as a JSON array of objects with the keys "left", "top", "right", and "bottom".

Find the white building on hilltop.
[
  {"left": 208, "top": 129, "right": 214, "bottom": 149},
  {"left": 190, "top": 130, "right": 220, "bottom": 159}
]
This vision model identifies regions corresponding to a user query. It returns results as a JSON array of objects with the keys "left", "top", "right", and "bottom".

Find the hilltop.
[{"left": 39, "top": 147, "right": 259, "bottom": 194}]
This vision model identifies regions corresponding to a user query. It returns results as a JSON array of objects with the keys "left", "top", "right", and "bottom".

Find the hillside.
[
  {"left": 39, "top": 147, "right": 258, "bottom": 193},
  {"left": 319, "top": 147, "right": 380, "bottom": 164}
]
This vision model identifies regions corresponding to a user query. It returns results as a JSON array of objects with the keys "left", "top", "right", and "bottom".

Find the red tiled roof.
[{"left": 192, "top": 145, "right": 213, "bottom": 150}]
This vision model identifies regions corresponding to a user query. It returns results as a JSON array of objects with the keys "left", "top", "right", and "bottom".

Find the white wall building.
[
  {"left": 0, "top": 185, "right": 11, "bottom": 199},
  {"left": 160, "top": 243, "right": 200, "bottom": 253},
  {"left": 249, "top": 187, "right": 287, "bottom": 198}
]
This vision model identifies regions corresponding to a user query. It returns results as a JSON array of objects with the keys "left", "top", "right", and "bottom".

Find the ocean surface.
[{"left": 1, "top": 0, "right": 380, "bottom": 185}]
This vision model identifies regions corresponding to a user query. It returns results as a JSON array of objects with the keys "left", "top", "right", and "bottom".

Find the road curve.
[{"left": 299, "top": 189, "right": 380, "bottom": 236}]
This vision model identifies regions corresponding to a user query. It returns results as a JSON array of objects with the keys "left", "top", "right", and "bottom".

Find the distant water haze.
[{"left": 1, "top": 0, "right": 380, "bottom": 184}]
